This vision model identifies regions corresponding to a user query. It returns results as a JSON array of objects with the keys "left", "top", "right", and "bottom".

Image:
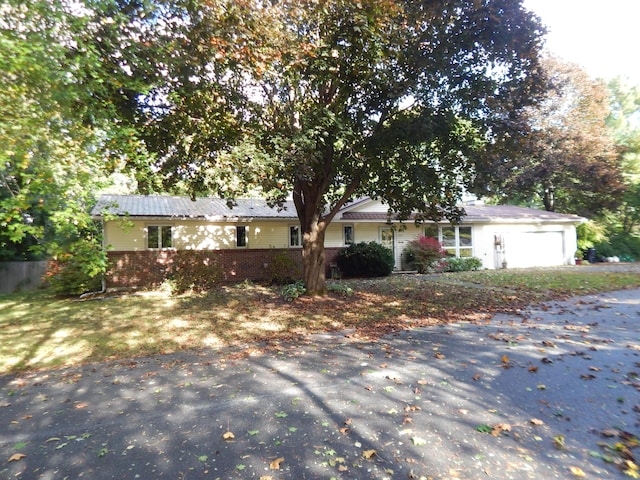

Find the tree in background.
[
  {"left": 606, "top": 78, "right": 640, "bottom": 234},
  {"left": 474, "top": 57, "right": 626, "bottom": 217},
  {"left": 134, "top": 0, "right": 546, "bottom": 294},
  {"left": 579, "top": 78, "right": 640, "bottom": 261},
  {"left": 0, "top": 0, "right": 159, "bottom": 291}
]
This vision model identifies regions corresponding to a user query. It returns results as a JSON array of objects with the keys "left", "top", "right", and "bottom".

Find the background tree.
[
  {"left": 0, "top": 0, "right": 160, "bottom": 290},
  {"left": 474, "top": 57, "right": 626, "bottom": 217},
  {"left": 606, "top": 78, "right": 640, "bottom": 234},
  {"left": 135, "top": 0, "right": 546, "bottom": 295}
]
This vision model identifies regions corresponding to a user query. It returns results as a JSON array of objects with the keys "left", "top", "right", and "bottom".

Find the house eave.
[{"left": 97, "top": 214, "right": 296, "bottom": 222}]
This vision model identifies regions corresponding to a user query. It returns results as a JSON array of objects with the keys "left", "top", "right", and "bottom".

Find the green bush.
[
  {"left": 595, "top": 233, "right": 640, "bottom": 261},
  {"left": 267, "top": 249, "right": 301, "bottom": 285},
  {"left": 171, "top": 252, "right": 223, "bottom": 294},
  {"left": 45, "top": 238, "right": 107, "bottom": 296},
  {"left": 576, "top": 221, "right": 606, "bottom": 251},
  {"left": 403, "top": 236, "right": 446, "bottom": 273},
  {"left": 336, "top": 242, "right": 394, "bottom": 278},
  {"left": 327, "top": 281, "right": 354, "bottom": 296},
  {"left": 282, "top": 281, "right": 306, "bottom": 301},
  {"left": 441, "top": 256, "right": 483, "bottom": 272}
]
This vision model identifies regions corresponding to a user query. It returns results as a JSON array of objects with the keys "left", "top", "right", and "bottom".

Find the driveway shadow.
[{"left": 1, "top": 289, "right": 638, "bottom": 479}]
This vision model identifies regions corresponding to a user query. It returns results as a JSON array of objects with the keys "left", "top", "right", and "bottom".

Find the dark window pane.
[
  {"left": 290, "top": 226, "right": 300, "bottom": 246},
  {"left": 148, "top": 226, "right": 159, "bottom": 249},
  {"left": 161, "top": 226, "right": 172, "bottom": 248},
  {"left": 424, "top": 224, "right": 438, "bottom": 239},
  {"left": 459, "top": 227, "right": 472, "bottom": 247},
  {"left": 344, "top": 226, "right": 354, "bottom": 245},
  {"left": 236, "top": 226, "right": 247, "bottom": 247},
  {"left": 442, "top": 226, "right": 456, "bottom": 247}
]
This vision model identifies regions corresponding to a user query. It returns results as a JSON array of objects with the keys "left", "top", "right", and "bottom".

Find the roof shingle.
[
  {"left": 92, "top": 195, "right": 298, "bottom": 219},
  {"left": 92, "top": 194, "right": 584, "bottom": 224}
]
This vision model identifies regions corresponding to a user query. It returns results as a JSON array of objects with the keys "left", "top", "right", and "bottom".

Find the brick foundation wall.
[{"left": 106, "top": 248, "right": 342, "bottom": 288}]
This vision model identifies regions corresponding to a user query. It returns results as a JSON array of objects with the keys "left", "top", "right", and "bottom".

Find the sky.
[{"left": 523, "top": 0, "right": 640, "bottom": 85}]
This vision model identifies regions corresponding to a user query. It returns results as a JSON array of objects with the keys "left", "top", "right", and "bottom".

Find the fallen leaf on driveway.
[
  {"left": 269, "top": 457, "right": 284, "bottom": 470},
  {"left": 222, "top": 431, "right": 235, "bottom": 440},
  {"left": 491, "top": 423, "right": 511, "bottom": 437},
  {"left": 8, "top": 453, "right": 26, "bottom": 462},
  {"left": 530, "top": 418, "right": 544, "bottom": 426},
  {"left": 569, "top": 466, "right": 586, "bottom": 477},
  {"left": 362, "top": 449, "right": 376, "bottom": 459},
  {"left": 411, "top": 436, "right": 427, "bottom": 446}
]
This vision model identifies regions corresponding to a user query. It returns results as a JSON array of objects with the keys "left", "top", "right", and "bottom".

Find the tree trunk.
[
  {"left": 301, "top": 222, "right": 327, "bottom": 296},
  {"left": 543, "top": 187, "right": 555, "bottom": 211}
]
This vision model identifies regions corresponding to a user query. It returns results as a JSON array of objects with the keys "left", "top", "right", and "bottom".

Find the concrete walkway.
[{"left": 2, "top": 288, "right": 639, "bottom": 479}]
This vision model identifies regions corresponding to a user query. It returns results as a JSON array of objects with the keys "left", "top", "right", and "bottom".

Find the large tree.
[
  {"left": 135, "top": 0, "right": 546, "bottom": 295},
  {"left": 474, "top": 57, "right": 626, "bottom": 217},
  {"left": 135, "top": 0, "right": 542, "bottom": 294},
  {"left": 0, "top": 0, "right": 160, "bottom": 261}
]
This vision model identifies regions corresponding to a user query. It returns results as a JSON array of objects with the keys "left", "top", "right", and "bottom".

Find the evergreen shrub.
[{"left": 336, "top": 242, "right": 394, "bottom": 277}]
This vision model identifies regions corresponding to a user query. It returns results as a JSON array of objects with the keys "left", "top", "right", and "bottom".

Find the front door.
[{"left": 380, "top": 227, "right": 396, "bottom": 269}]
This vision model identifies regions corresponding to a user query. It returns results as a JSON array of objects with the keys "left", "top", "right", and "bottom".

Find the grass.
[{"left": 2, "top": 265, "right": 640, "bottom": 375}]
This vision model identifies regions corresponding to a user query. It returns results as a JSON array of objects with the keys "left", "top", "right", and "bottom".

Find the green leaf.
[{"left": 475, "top": 424, "right": 493, "bottom": 433}]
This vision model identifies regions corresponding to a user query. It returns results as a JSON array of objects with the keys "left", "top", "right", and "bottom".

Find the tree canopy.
[
  {"left": 606, "top": 78, "right": 640, "bottom": 234},
  {"left": 0, "top": 0, "right": 158, "bottom": 262},
  {"left": 2, "top": 0, "right": 548, "bottom": 294},
  {"left": 474, "top": 57, "right": 626, "bottom": 217},
  {"left": 128, "top": 0, "right": 546, "bottom": 294}
]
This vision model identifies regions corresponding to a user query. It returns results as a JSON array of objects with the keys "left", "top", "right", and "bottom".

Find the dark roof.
[
  {"left": 92, "top": 194, "right": 298, "bottom": 220},
  {"left": 341, "top": 204, "right": 584, "bottom": 224}
]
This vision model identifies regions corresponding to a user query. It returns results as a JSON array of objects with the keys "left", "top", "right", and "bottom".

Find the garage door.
[{"left": 502, "top": 231, "right": 565, "bottom": 268}]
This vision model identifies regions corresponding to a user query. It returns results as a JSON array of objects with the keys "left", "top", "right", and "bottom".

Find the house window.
[
  {"left": 147, "top": 225, "right": 172, "bottom": 249},
  {"left": 425, "top": 225, "right": 473, "bottom": 257},
  {"left": 458, "top": 226, "right": 473, "bottom": 257},
  {"left": 424, "top": 224, "right": 439, "bottom": 240},
  {"left": 236, "top": 225, "right": 248, "bottom": 248},
  {"left": 343, "top": 225, "right": 354, "bottom": 245},
  {"left": 289, "top": 225, "right": 301, "bottom": 247}
]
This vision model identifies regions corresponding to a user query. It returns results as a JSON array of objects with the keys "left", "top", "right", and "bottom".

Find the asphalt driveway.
[{"left": 2, "top": 287, "right": 639, "bottom": 479}]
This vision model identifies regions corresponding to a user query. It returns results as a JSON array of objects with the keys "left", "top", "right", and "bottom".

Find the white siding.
[
  {"left": 104, "top": 219, "right": 350, "bottom": 251},
  {"left": 104, "top": 220, "right": 147, "bottom": 251},
  {"left": 473, "top": 223, "right": 578, "bottom": 269},
  {"left": 103, "top": 213, "right": 578, "bottom": 270}
]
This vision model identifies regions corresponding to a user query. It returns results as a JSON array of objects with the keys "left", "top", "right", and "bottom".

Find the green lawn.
[{"left": 2, "top": 266, "right": 640, "bottom": 375}]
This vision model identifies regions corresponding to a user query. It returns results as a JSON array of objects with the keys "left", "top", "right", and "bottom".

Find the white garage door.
[{"left": 503, "top": 231, "right": 565, "bottom": 268}]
